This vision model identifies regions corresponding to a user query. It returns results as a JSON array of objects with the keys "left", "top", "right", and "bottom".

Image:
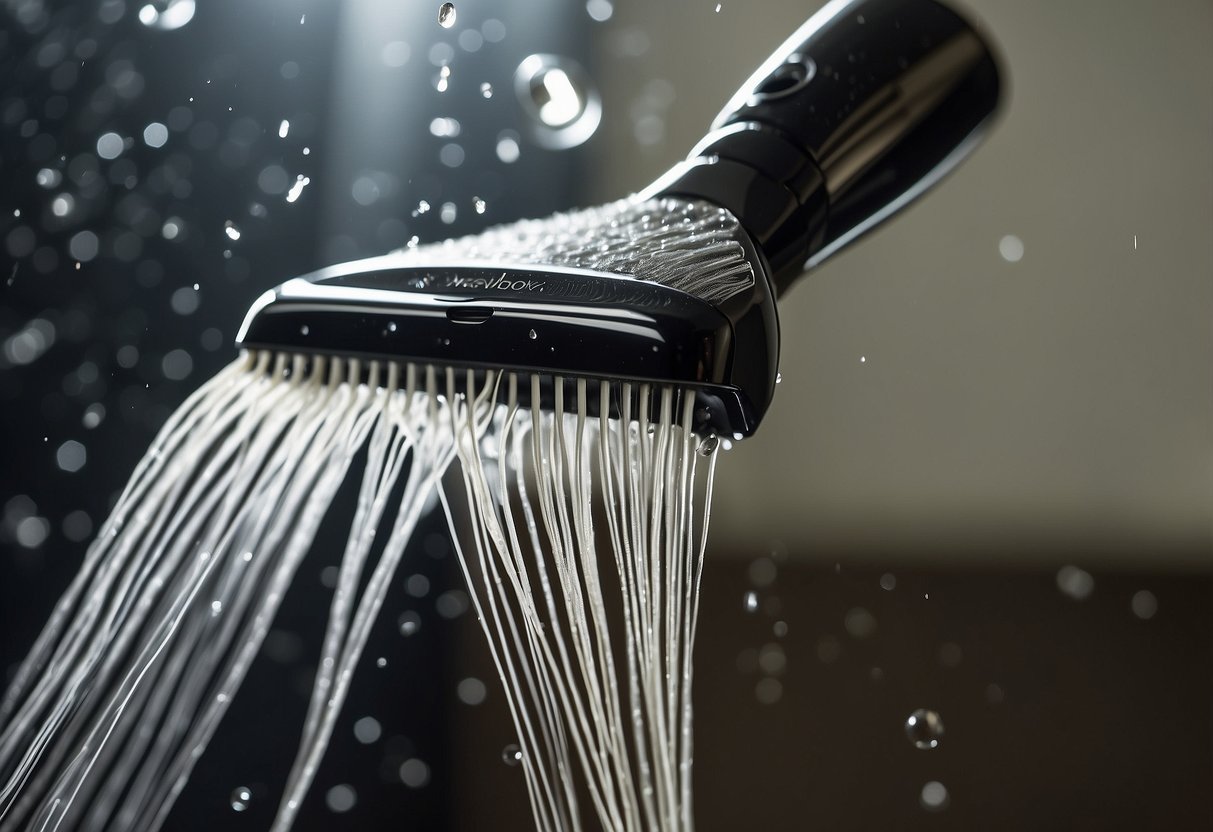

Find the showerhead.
[{"left": 237, "top": 0, "right": 1002, "bottom": 437}]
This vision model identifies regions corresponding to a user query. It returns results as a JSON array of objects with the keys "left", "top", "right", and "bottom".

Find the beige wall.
[{"left": 585, "top": 0, "right": 1213, "bottom": 564}]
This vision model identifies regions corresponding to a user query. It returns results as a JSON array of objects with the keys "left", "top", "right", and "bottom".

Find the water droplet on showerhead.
[
  {"left": 438, "top": 2, "right": 456, "bottom": 28},
  {"left": 230, "top": 786, "right": 252, "bottom": 812},
  {"left": 501, "top": 744, "right": 522, "bottom": 766},
  {"left": 743, "top": 591, "right": 758, "bottom": 613},
  {"left": 905, "top": 708, "right": 944, "bottom": 749},
  {"left": 514, "top": 54, "right": 601, "bottom": 149},
  {"left": 527, "top": 328, "right": 537, "bottom": 340},
  {"left": 138, "top": 0, "right": 196, "bottom": 30}
]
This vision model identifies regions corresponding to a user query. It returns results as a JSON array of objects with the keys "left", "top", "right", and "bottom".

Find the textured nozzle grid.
[{"left": 398, "top": 196, "right": 756, "bottom": 306}]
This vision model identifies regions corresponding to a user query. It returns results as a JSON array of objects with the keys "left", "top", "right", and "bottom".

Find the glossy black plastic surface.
[
  {"left": 237, "top": 258, "right": 762, "bottom": 435},
  {"left": 655, "top": 0, "right": 1002, "bottom": 292}
]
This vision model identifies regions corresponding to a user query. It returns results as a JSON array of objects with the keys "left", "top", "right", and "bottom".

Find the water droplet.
[
  {"left": 754, "top": 677, "right": 782, "bottom": 704},
  {"left": 324, "top": 784, "right": 357, "bottom": 813},
  {"left": 412, "top": 199, "right": 431, "bottom": 216},
  {"left": 473, "top": 196, "right": 486, "bottom": 214},
  {"left": 501, "top": 744, "right": 522, "bottom": 766},
  {"left": 748, "top": 556, "right": 776, "bottom": 587},
  {"left": 775, "top": 371, "right": 782, "bottom": 384},
  {"left": 527, "top": 328, "right": 537, "bottom": 340},
  {"left": 457, "top": 677, "right": 487, "bottom": 705},
  {"left": 999, "top": 233, "right": 1024, "bottom": 263},
  {"left": 919, "top": 780, "right": 949, "bottom": 812},
  {"left": 138, "top": 0, "right": 196, "bottom": 31},
  {"left": 210, "top": 600, "right": 223, "bottom": 616},
  {"left": 398, "top": 610, "right": 421, "bottom": 636},
  {"left": 278, "top": 119, "right": 290, "bottom": 138},
  {"left": 697, "top": 435, "right": 718, "bottom": 456},
  {"left": 51, "top": 194, "right": 74, "bottom": 218},
  {"left": 399, "top": 758, "right": 430, "bottom": 788},
  {"left": 586, "top": 0, "right": 613, "bottom": 22},
  {"left": 514, "top": 54, "right": 601, "bottom": 148},
  {"left": 230, "top": 786, "right": 252, "bottom": 812},
  {"left": 435, "top": 64, "right": 451, "bottom": 92},
  {"left": 480, "top": 82, "right": 493, "bottom": 98},
  {"left": 224, "top": 221, "right": 241, "bottom": 241},
  {"left": 1056, "top": 565, "right": 1094, "bottom": 600},
  {"left": 859, "top": 355, "right": 867, "bottom": 363},
  {"left": 300, "top": 325, "right": 310, "bottom": 336},
  {"left": 905, "top": 708, "right": 944, "bottom": 749},
  {"left": 285, "top": 175, "right": 310, "bottom": 203},
  {"left": 440, "top": 202, "right": 457, "bottom": 224},
  {"left": 879, "top": 572, "right": 896, "bottom": 591},
  {"left": 438, "top": 2, "right": 456, "bottom": 28},
  {"left": 495, "top": 132, "right": 520, "bottom": 163},
  {"left": 353, "top": 716, "right": 382, "bottom": 744},
  {"left": 743, "top": 591, "right": 758, "bottom": 613},
  {"left": 843, "top": 607, "right": 877, "bottom": 639},
  {"left": 1130, "top": 589, "right": 1157, "bottom": 620},
  {"left": 36, "top": 168, "right": 62, "bottom": 188}
]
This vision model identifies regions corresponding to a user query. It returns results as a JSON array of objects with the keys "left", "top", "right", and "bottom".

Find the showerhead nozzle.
[{"left": 237, "top": 0, "right": 1003, "bottom": 437}]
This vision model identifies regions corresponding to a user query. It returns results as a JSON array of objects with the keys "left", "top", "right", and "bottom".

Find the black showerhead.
[{"left": 237, "top": 0, "right": 1003, "bottom": 437}]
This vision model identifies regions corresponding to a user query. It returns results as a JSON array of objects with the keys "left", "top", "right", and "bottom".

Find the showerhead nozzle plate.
[{"left": 236, "top": 256, "right": 762, "bottom": 436}]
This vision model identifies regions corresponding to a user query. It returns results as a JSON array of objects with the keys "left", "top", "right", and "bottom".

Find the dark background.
[{"left": 2, "top": 0, "right": 1210, "bottom": 829}]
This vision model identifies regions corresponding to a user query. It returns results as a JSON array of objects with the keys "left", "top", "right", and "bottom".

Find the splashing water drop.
[
  {"left": 230, "top": 786, "right": 252, "bottom": 812},
  {"left": 438, "top": 2, "right": 456, "bottom": 28},
  {"left": 514, "top": 55, "right": 601, "bottom": 148},
  {"left": 743, "top": 591, "right": 758, "bottom": 613},
  {"left": 697, "top": 435, "right": 719, "bottom": 456},
  {"left": 472, "top": 196, "right": 486, "bottom": 214},
  {"left": 138, "top": 0, "right": 196, "bottom": 30},
  {"left": 413, "top": 199, "right": 431, "bottom": 216},
  {"left": 501, "top": 744, "right": 522, "bottom": 766},
  {"left": 904, "top": 708, "right": 944, "bottom": 749},
  {"left": 285, "top": 176, "right": 310, "bottom": 203}
]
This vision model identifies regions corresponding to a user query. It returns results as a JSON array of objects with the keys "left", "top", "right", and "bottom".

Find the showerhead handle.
[{"left": 650, "top": 0, "right": 1003, "bottom": 295}]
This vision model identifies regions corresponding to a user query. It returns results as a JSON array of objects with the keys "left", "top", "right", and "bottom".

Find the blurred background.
[{"left": 1, "top": 0, "right": 1209, "bottom": 828}]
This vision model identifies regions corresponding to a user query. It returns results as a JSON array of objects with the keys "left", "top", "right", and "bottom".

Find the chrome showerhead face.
[{"left": 236, "top": 196, "right": 780, "bottom": 438}]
